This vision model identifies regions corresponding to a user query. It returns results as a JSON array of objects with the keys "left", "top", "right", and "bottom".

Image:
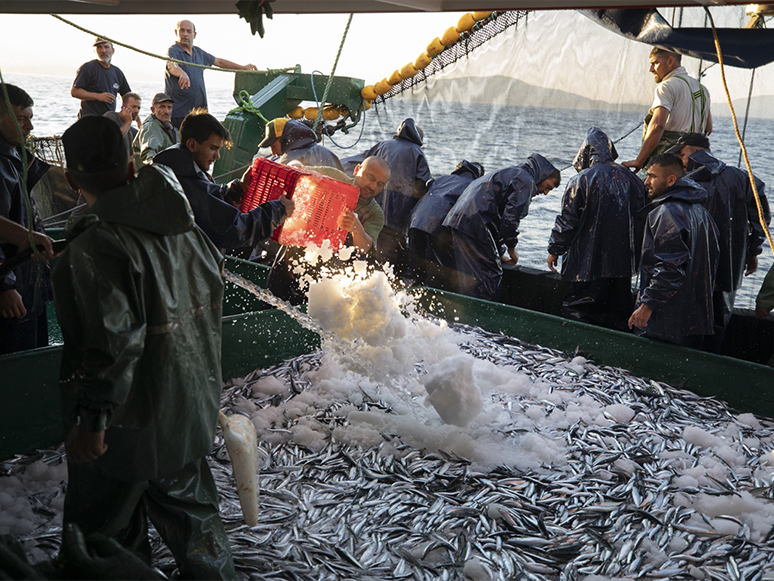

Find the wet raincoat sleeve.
[
  {"left": 54, "top": 227, "right": 147, "bottom": 432},
  {"left": 547, "top": 175, "right": 586, "bottom": 257},
  {"left": 500, "top": 175, "right": 535, "bottom": 249},
  {"left": 639, "top": 206, "right": 690, "bottom": 311}
]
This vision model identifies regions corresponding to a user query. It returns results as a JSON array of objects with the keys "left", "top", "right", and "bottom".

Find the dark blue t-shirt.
[
  {"left": 72, "top": 60, "right": 131, "bottom": 119},
  {"left": 164, "top": 44, "right": 216, "bottom": 119}
]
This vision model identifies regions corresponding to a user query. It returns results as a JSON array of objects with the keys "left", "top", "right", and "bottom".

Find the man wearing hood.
[
  {"left": 365, "top": 118, "right": 431, "bottom": 281},
  {"left": 408, "top": 160, "right": 485, "bottom": 291},
  {"left": 443, "top": 154, "right": 560, "bottom": 302},
  {"left": 52, "top": 116, "right": 235, "bottom": 578},
  {"left": 154, "top": 109, "right": 293, "bottom": 251},
  {"left": 0, "top": 83, "right": 52, "bottom": 354},
  {"left": 547, "top": 128, "right": 647, "bottom": 331},
  {"left": 260, "top": 118, "right": 342, "bottom": 170},
  {"left": 669, "top": 133, "right": 770, "bottom": 352},
  {"left": 628, "top": 153, "right": 719, "bottom": 347}
]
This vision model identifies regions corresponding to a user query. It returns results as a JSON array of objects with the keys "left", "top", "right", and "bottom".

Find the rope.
[
  {"left": 309, "top": 71, "right": 368, "bottom": 151},
  {"left": 51, "top": 14, "right": 296, "bottom": 76},
  {"left": 227, "top": 90, "right": 269, "bottom": 124},
  {"left": 738, "top": 68, "right": 755, "bottom": 168},
  {"left": 312, "top": 13, "right": 353, "bottom": 134},
  {"left": 704, "top": 7, "right": 774, "bottom": 257}
]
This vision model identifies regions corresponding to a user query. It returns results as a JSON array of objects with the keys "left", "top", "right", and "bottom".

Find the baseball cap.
[
  {"left": 93, "top": 37, "right": 111, "bottom": 46},
  {"left": 259, "top": 118, "right": 288, "bottom": 148},
  {"left": 152, "top": 92, "right": 174, "bottom": 105},
  {"left": 62, "top": 116, "right": 127, "bottom": 174},
  {"left": 666, "top": 133, "right": 710, "bottom": 154}
]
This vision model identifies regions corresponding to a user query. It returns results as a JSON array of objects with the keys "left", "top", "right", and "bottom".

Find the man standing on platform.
[
  {"left": 623, "top": 47, "right": 711, "bottom": 173},
  {"left": 71, "top": 38, "right": 131, "bottom": 119},
  {"left": 165, "top": 19, "right": 258, "bottom": 127}
]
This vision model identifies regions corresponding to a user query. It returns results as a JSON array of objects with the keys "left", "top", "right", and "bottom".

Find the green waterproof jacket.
[{"left": 52, "top": 165, "right": 225, "bottom": 481}]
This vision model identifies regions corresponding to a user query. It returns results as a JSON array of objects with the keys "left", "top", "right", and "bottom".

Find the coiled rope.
[
  {"left": 51, "top": 14, "right": 296, "bottom": 76},
  {"left": 704, "top": 7, "right": 774, "bottom": 257}
]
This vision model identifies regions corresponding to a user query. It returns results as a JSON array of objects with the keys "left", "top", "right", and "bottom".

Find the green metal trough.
[{"left": 2, "top": 256, "right": 773, "bottom": 462}]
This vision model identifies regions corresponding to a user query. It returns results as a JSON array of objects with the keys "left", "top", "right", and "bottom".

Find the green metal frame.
[{"left": 214, "top": 69, "right": 365, "bottom": 183}]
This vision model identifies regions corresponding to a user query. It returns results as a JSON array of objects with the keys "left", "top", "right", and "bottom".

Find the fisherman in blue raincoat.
[
  {"left": 408, "top": 160, "right": 484, "bottom": 291},
  {"left": 365, "top": 118, "right": 431, "bottom": 280},
  {"left": 669, "top": 133, "right": 771, "bottom": 352},
  {"left": 53, "top": 116, "right": 235, "bottom": 579},
  {"left": 260, "top": 118, "right": 342, "bottom": 170},
  {"left": 0, "top": 84, "right": 53, "bottom": 354},
  {"left": 629, "top": 153, "right": 719, "bottom": 347},
  {"left": 154, "top": 110, "right": 293, "bottom": 250},
  {"left": 443, "top": 154, "right": 560, "bottom": 302},
  {"left": 547, "top": 128, "right": 647, "bottom": 332}
]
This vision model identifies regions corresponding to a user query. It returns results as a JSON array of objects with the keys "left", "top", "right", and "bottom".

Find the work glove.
[{"left": 236, "top": 0, "right": 276, "bottom": 38}]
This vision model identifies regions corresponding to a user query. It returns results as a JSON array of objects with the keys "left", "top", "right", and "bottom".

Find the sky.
[{"left": 0, "top": 11, "right": 469, "bottom": 88}]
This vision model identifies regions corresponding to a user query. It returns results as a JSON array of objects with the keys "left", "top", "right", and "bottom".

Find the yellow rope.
[
  {"left": 704, "top": 7, "right": 774, "bottom": 256},
  {"left": 51, "top": 14, "right": 296, "bottom": 75}
]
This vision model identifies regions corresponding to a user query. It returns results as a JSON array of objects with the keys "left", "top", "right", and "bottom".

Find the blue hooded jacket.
[
  {"left": 367, "top": 118, "right": 431, "bottom": 236},
  {"left": 410, "top": 160, "right": 484, "bottom": 236},
  {"left": 685, "top": 149, "right": 770, "bottom": 292},
  {"left": 154, "top": 144, "right": 287, "bottom": 250},
  {"left": 638, "top": 177, "right": 720, "bottom": 342},
  {"left": 278, "top": 120, "right": 342, "bottom": 171},
  {"left": 547, "top": 127, "right": 647, "bottom": 281},
  {"left": 443, "top": 153, "right": 558, "bottom": 249}
]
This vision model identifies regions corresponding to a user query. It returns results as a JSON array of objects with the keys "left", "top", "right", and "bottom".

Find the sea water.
[{"left": 5, "top": 71, "right": 772, "bottom": 308}]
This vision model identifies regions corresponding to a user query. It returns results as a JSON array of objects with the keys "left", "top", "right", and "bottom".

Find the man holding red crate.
[
  {"left": 153, "top": 109, "right": 293, "bottom": 251},
  {"left": 266, "top": 156, "right": 391, "bottom": 304}
]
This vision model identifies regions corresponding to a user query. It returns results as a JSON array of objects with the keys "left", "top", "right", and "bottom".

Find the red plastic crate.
[{"left": 240, "top": 157, "right": 359, "bottom": 250}]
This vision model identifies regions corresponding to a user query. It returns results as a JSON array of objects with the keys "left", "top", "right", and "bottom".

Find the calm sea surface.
[{"left": 5, "top": 71, "right": 772, "bottom": 308}]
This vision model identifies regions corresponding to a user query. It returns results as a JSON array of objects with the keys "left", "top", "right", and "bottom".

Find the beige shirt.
[{"left": 651, "top": 66, "right": 711, "bottom": 133}]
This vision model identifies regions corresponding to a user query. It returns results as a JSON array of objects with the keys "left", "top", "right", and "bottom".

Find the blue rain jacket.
[
  {"left": 443, "top": 153, "right": 558, "bottom": 249},
  {"left": 154, "top": 144, "right": 287, "bottom": 250},
  {"left": 367, "top": 118, "right": 431, "bottom": 236},
  {"left": 278, "top": 120, "right": 342, "bottom": 171},
  {"left": 547, "top": 127, "right": 647, "bottom": 281},
  {"left": 410, "top": 161, "right": 484, "bottom": 236},
  {"left": 685, "top": 149, "right": 770, "bottom": 292},
  {"left": 638, "top": 177, "right": 720, "bottom": 342},
  {"left": 0, "top": 135, "right": 52, "bottom": 314}
]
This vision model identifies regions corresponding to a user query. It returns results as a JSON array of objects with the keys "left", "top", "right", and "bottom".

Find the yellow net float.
[
  {"left": 414, "top": 52, "right": 432, "bottom": 70},
  {"left": 303, "top": 106, "right": 318, "bottom": 120},
  {"left": 473, "top": 11, "right": 492, "bottom": 20},
  {"left": 426, "top": 37, "right": 445, "bottom": 57},
  {"left": 456, "top": 13, "right": 476, "bottom": 32},
  {"left": 441, "top": 26, "right": 460, "bottom": 46},
  {"left": 361, "top": 85, "right": 378, "bottom": 101},
  {"left": 322, "top": 105, "right": 340, "bottom": 120},
  {"left": 388, "top": 70, "right": 402, "bottom": 85},
  {"left": 375, "top": 78, "right": 393, "bottom": 95},
  {"left": 400, "top": 63, "right": 418, "bottom": 79},
  {"left": 287, "top": 106, "right": 304, "bottom": 119},
  {"left": 363, "top": 99, "right": 372, "bottom": 110}
]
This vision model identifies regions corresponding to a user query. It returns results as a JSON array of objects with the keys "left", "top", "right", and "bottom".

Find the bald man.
[{"left": 164, "top": 19, "right": 258, "bottom": 127}]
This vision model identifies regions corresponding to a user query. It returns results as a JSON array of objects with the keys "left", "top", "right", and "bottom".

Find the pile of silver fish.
[{"left": 6, "top": 321, "right": 774, "bottom": 580}]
